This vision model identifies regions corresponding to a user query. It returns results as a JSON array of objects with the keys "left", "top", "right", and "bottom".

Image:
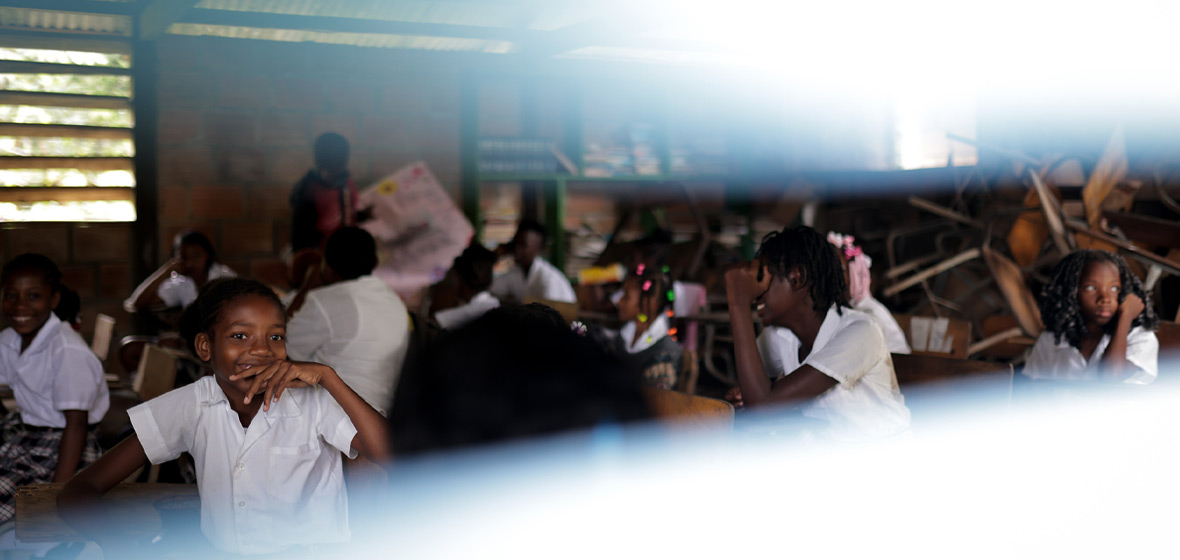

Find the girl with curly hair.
[
  {"left": 613, "top": 264, "right": 682, "bottom": 389},
  {"left": 1024, "top": 250, "right": 1159, "bottom": 384}
]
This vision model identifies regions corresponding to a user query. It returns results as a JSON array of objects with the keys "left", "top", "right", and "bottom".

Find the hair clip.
[
  {"left": 642, "top": 280, "right": 652, "bottom": 291},
  {"left": 636, "top": 263, "right": 646, "bottom": 275},
  {"left": 666, "top": 289, "right": 674, "bottom": 302},
  {"left": 570, "top": 321, "right": 587, "bottom": 336},
  {"left": 666, "top": 309, "right": 674, "bottom": 317},
  {"left": 661, "top": 265, "right": 670, "bottom": 274},
  {"left": 668, "top": 327, "right": 678, "bottom": 336},
  {"left": 638, "top": 313, "right": 648, "bottom": 323}
]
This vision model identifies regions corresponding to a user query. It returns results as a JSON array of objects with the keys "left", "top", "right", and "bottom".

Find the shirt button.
[
  {"left": 238, "top": 501, "right": 246, "bottom": 507},
  {"left": 236, "top": 463, "right": 245, "bottom": 471}
]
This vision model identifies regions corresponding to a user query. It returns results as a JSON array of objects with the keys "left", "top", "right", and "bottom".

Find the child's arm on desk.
[
  {"left": 57, "top": 434, "right": 150, "bottom": 552},
  {"left": 235, "top": 361, "right": 392, "bottom": 464}
]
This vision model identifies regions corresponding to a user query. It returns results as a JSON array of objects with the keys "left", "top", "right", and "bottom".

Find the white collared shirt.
[
  {"left": 490, "top": 257, "right": 576, "bottom": 304},
  {"left": 0, "top": 314, "right": 108, "bottom": 427},
  {"left": 435, "top": 291, "right": 500, "bottom": 331},
  {"left": 125, "top": 262, "right": 237, "bottom": 311},
  {"left": 286, "top": 275, "right": 410, "bottom": 415},
  {"left": 756, "top": 305, "right": 911, "bottom": 442},
  {"left": 128, "top": 376, "right": 357, "bottom": 555},
  {"left": 619, "top": 314, "right": 672, "bottom": 354},
  {"left": 854, "top": 296, "right": 911, "bottom": 354},
  {"left": 1023, "top": 327, "right": 1158, "bottom": 384}
]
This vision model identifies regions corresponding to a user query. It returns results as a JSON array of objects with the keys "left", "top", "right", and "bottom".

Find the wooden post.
[
  {"left": 459, "top": 72, "right": 480, "bottom": 241},
  {"left": 131, "top": 37, "right": 159, "bottom": 302}
]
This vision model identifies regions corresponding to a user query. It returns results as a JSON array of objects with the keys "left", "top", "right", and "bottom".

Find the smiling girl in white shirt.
[
  {"left": 0, "top": 254, "right": 108, "bottom": 523},
  {"left": 1024, "top": 250, "right": 1158, "bottom": 384},
  {"left": 59, "top": 278, "right": 391, "bottom": 555}
]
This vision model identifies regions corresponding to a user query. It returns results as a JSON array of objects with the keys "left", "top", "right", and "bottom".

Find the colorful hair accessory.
[
  {"left": 661, "top": 265, "right": 670, "bottom": 274},
  {"left": 636, "top": 263, "right": 646, "bottom": 275},
  {"left": 827, "top": 231, "right": 865, "bottom": 261},
  {"left": 668, "top": 327, "right": 678, "bottom": 336},
  {"left": 642, "top": 280, "right": 652, "bottom": 291},
  {"left": 638, "top": 313, "right": 648, "bottom": 323},
  {"left": 570, "top": 321, "right": 587, "bottom": 336},
  {"left": 828, "top": 230, "right": 873, "bottom": 305},
  {"left": 666, "top": 309, "right": 674, "bottom": 317},
  {"left": 666, "top": 289, "right": 675, "bottom": 302}
]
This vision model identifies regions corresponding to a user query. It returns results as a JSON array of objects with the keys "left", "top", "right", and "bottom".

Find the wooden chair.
[
  {"left": 892, "top": 353, "right": 1014, "bottom": 423},
  {"left": 134, "top": 344, "right": 180, "bottom": 402},
  {"left": 15, "top": 483, "right": 198, "bottom": 543},
  {"left": 89, "top": 313, "right": 115, "bottom": 361},
  {"left": 675, "top": 349, "right": 700, "bottom": 395},
  {"left": 641, "top": 387, "right": 733, "bottom": 434},
  {"left": 893, "top": 314, "right": 971, "bottom": 359}
]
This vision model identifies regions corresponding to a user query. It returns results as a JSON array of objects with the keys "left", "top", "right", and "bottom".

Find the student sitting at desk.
[
  {"left": 725, "top": 226, "right": 910, "bottom": 442},
  {"left": 1024, "top": 250, "right": 1158, "bottom": 384},
  {"left": 490, "top": 219, "right": 576, "bottom": 305},
  {"left": 124, "top": 230, "right": 235, "bottom": 315},
  {"left": 613, "top": 264, "right": 682, "bottom": 389},
  {"left": 58, "top": 278, "right": 391, "bottom": 556},
  {"left": 433, "top": 243, "right": 500, "bottom": 331},
  {"left": 0, "top": 254, "right": 108, "bottom": 523}
]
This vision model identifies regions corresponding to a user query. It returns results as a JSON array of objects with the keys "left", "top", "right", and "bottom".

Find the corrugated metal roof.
[
  {"left": 170, "top": 23, "right": 515, "bottom": 53},
  {"left": 0, "top": 7, "right": 131, "bottom": 36}
]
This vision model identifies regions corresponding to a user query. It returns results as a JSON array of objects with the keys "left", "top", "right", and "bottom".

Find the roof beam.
[
  {"left": 138, "top": 0, "right": 201, "bottom": 41},
  {"left": 179, "top": 8, "right": 541, "bottom": 43}
]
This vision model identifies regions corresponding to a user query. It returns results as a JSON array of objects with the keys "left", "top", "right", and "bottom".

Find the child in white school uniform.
[
  {"left": 433, "top": 243, "right": 500, "bottom": 331},
  {"left": 125, "top": 230, "right": 235, "bottom": 314},
  {"left": 613, "top": 264, "right": 682, "bottom": 389},
  {"left": 1024, "top": 250, "right": 1159, "bottom": 384},
  {"left": 725, "top": 226, "right": 910, "bottom": 442},
  {"left": 0, "top": 254, "right": 109, "bottom": 523},
  {"left": 58, "top": 278, "right": 391, "bottom": 556},
  {"left": 827, "top": 231, "right": 910, "bottom": 354}
]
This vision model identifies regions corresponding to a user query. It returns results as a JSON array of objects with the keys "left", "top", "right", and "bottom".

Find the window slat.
[
  {"left": 0, "top": 186, "right": 132, "bottom": 203},
  {"left": 0, "top": 122, "right": 131, "bottom": 140},
  {"left": 0, "top": 90, "right": 129, "bottom": 110},
  {"left": 0, "top": 156, "right": 132, "bottom": 170},
  {"left": 0, "top": 60, "right": 130, "bottom": 75}
]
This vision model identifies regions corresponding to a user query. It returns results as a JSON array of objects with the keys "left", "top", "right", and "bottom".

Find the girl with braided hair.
[
  {"left": 1024, "top": 250, "right": 1159, "bottom": 384},
  {"left": 725, "top": 226, "right": 910, "bottom": 442},
  {"left": 614, "top": 263, "right": 682, "bottom": 389},
  {"left": 828, "top": 231, "right": 910, "bottom": 354}
]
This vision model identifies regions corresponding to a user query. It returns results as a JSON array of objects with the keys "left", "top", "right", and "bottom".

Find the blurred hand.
[
  {"left": 724, "top": 260, "right": 770, "bottom": 309},
  {"left": 725, "top": 386, "right": 744, "bottom": 408},
  {"left": 1120, "top": 293, "right": 1145, "bottom": 321}
]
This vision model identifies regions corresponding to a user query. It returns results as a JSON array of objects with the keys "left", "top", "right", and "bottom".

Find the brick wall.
[{"left": 155, "top": 36, "right": 465, "bottom": 288}]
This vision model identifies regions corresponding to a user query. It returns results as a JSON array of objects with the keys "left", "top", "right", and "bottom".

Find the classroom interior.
[{"left": 2, "top": 0, "right": 1180, "bottom": 557}]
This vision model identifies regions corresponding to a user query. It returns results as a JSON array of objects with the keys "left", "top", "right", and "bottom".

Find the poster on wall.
[{"left": 360, "top": 162, "right": 473, "bottom": 302}]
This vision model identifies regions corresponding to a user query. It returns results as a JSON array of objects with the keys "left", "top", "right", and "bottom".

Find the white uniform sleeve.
[
  {"left": 489, "top": 270, "right": 519, "bottom": 302},
  {"left": 805, "top": 319, "right": 885, "bottom": 387},
  {"left": 1022, "top": 332, "right": 1055, "bottom": 378},
  {"left": 128, "top": 385, "right": 198, "bottom": 464},
  {"left": 51, "top": 344, "right": 107, "bottom": 422},
  {"left": 756, "top": 330, "right": 787, "bottom": 379},
  {"left": 315, "top": 386, "right": 359, "bottom": 459},
  {"left": 156, "top": 278, "right": 186, "bottom": 308},
  {"left": 1123, "top": 327, "right": 1159, "bottom": 385},
  {"left": 285, "top": 294, "right": 329, "bottom": 362},
  {"left": 540, "top": 267, "right": 577, "bottom": 304}
]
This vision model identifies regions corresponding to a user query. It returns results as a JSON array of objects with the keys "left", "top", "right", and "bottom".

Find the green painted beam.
[{"left": 545, "top": 178, "right": 567, "bottom": 273}]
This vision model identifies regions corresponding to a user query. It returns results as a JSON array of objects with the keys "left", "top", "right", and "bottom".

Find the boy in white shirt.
[
  {"left": 286, "top": 227, "right": 410, "bottom": 415},
  {"left": 434, "top": 243, "right": 500, "bottom": 331},
  {"left": 725, "top": 226, "right": 910, "bottom": 442},
  {"left": 489, "top": 219, "right": 576, "bottom": 304}
]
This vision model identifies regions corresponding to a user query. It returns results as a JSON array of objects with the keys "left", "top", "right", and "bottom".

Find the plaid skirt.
[{"left": 0, "top": 410, "right": 101, "bottom": 523}]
